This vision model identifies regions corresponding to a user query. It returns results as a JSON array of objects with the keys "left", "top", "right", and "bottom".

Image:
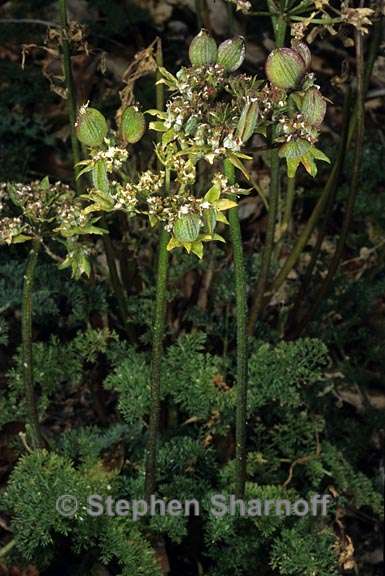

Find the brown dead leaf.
[{"left": 117, "top": 40, "right": 158, "bottom": 119}]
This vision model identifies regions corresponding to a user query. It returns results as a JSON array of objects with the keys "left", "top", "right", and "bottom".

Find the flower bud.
[
  {"left": 120, "top": 106, "right": 146, "bottom": 144},
  {"left": 217, "top": 36, "right": 245, "bottom": 72},
  {"left": 189, "top": 30, "right": 218, "bottom": 67},
  {"left": 265, "top": 48, "right": 306, "bottom": 90},
  {"left": 173, "top": 213, "right": 201, "bottom": 243},
  {"left": 236, "top": 99, "right": 259, "bottom": 143},
  {"left": 291, "top": 40, "right": 311, "bottom": 71},
  {"left": 301, "top": 87, "right": 326, "bottom": 127},
  {"left": 92, "top": 159, "right": 109, "bottom": 193},
  {"left": 76, "top": 106, "right": 108, "bottom": 147}
]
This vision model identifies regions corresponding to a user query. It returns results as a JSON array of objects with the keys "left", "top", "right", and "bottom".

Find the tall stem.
[
  {"left": 247, "top": 146, "right": 280, "bottom": 335},
  {"left": 145, "top": 215, "right": 170, "bottom": 499},
  {"left": 145, "top": 42, "right": 168, "bottom": 499},
  {"left": 22, "top": 239, "right": 44, "bottom": 449},
  {"left": 224, "top": 159, "right": 248, "bottom": 497},
  {"left": 59, "top": 0, "right": 81, "bottom": 193},
  {"left": 293, "top": 29, "right": 365, "bottom": 335}
]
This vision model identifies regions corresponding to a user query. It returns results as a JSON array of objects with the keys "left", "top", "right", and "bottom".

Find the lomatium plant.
[
  {"left": 72, "top": 29, "right": 329, "bottom": 498},
  {"left": 0, "top": 178, "right": 104, "bottom": 448}
]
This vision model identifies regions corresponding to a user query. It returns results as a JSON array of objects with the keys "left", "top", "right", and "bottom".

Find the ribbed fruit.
[
  {"left": 120, "top": 106, "right": 146, "bottom": 144},
  {"left": 217, "top": 36, "right": 245, "bottom": 72},
  {"left": 291, "top": 41, "right": 311, "bottom": 70},
  {"left": 236, "top": 99, "right": 259, "bottom": 143},
  {"left": 189, "top": 30, "right": 218, "bottom": 67},
  {"left": 173, "top": 213, "right": 201, "bottom": 243},
  {"left": 265, "top": 48, "right": 306, "bottom": 89},
  {"left": 301, "top": 87, "right": 326, "bottom": 127},
  {"left": 76, "top": 107, "right": 108, "bottom": 147}
]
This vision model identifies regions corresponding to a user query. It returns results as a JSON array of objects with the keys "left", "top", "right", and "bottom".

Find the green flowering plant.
[
  {"left": 75, "top": 32, "right": 330, "bottom": 259},
  {"left": 0, "top": 177, "right": 104, "bottom": 278}
]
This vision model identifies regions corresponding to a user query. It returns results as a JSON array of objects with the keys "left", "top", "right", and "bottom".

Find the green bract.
[
  {"left": 189, "top": 30, "right": 218, "bottom": 67},
  {"left": 236, "top": 99, "right": 259, "bottom": 144},
  {"left": 76, "top": 106, "right": 108, "bottom": 147},
  {"left": 217, "top": 36, "right": 245, "bottom": 72},
  {"left": 120, "top": 106, "right": 146, "bottom": 144},
  {"left": 265, "top": 48, "right": 306, "bottom": 89},
  {"left": 92, "top": 159, "right": 110, "bottom": 194},
  {"left": 279, "top": 139, "right": 330, "bottom": 177}
]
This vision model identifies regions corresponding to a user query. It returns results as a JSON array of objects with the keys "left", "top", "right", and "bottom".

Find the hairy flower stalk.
[
  {"left": 145, "top": 42, "right": 168, "bottom": 499},
  {"left": 145, "top": 185, "right": 170, "bottom": 500},
  {"left": 225, "top": 159, "right": 248, "bottom": 497},
  {"left": 22, "top": 239, "right": 44, "bottom": 449}
]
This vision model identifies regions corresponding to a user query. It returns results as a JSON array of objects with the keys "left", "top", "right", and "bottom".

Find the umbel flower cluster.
[
  {"left": 0, "top": 178, "right": 104, "bottom": 277},
  {"left": 76, "top": 31, "right": 329, "bottom": 257}
]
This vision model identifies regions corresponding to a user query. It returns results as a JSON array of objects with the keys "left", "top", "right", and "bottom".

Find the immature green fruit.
[
  {"left": 120, "top": 106, "right": 146, "bottom": 144},
  {"left": 301, "top": 87, "right": 326, "bottom": 127},
  {"left": 265, "top": 48, "right": 306, "bottom": 90},
  {"left": 217, "top": 36, "right": 245, "bottom": 72},
  {"left": 291, "top": 40, "right": 311, "bottom": 71},
  {"left": 173, "top": 213, "right": 201, "bottom": 243},
  {"left": 236, "top": 99, "right": 259, "bottom": 143},
  {"left": 76, "top": 106, "right": 108, "bottom": 147},
  {"left": 92, "top": 159, "right": 109, "bottom": 193},
  {"left": 189, "top": 30, "right": 218, "bottom": 67}
]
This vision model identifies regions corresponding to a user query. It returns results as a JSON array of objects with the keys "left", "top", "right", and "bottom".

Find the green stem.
[
  {"left": 144, "top": 216, "right": 170, "bottom": 499},
  {"left": 59, "top": 0, "right": 82, "bottom": 193},
  {"left": 282, "top": 176, "right": 296, "bottom": 237},
  {"left": 22, "top": 239, "right": 44, "bottom": 449},
  {"left": 0, "top": 539, "right": 16, "bottom": 559},
  {"left": 145, "top": 44, "right": 168, "bottom": 498},
  {"left": 247, "top": 147, "right": 280, "bottom": 336},
  {"left": 224, "top": 159, "right": 248, "bottom": 498},
  {"left": 267, "top": 0, "right": 287, "bottom": 47},
  {"left": 293, "top": 29, "right": 365, "bottom": 335}
]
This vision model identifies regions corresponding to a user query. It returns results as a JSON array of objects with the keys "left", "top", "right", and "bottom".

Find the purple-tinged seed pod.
[{"left": 265, "top": 48, "right": 306, "bottom": 90}]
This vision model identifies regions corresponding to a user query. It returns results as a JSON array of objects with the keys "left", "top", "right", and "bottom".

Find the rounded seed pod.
[
  {"left": 301, "top": 87, "right": 326, "bottom": 127},
  {"left": 189, "top": 30, "right": 218, "bottom": 67},
  {"left": 236, "top": 99, "right": 259, "bottom": 143},
  {"left": 217, "top": 36, "right": 246, "bottom": 72},
  {"left": 291, "top": 40, "right": 311, "bottom": 71},
  {"left": 120, "top": 106, "right": 146, "bottom": 144},
  {"left": 265, "top": 48, "right": 306, "bottom": 90},
  {"left": 173, "top": 214, "right": 201, "bottom": 243},
  {"left": 92, "top": 159, "right": 109, "bottom": 193},
  {"left": 76, "top": 106, "right": 108, "bottom": 147}
]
